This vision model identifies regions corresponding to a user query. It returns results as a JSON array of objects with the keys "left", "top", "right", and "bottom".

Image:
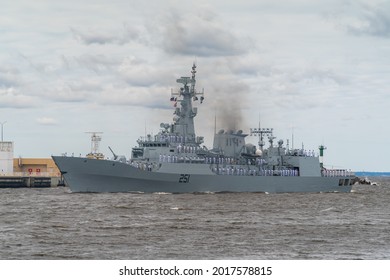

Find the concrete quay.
[{"left": 0, "top": 175, "right": 63, "bottom": 188}]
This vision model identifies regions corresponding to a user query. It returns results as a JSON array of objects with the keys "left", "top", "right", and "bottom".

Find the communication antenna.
[
  {"left": 291, "top": 126, "right": 294, "bottom": 150},
  {"left": 214, "top": 114, "right": 217, "bottom": 135}
]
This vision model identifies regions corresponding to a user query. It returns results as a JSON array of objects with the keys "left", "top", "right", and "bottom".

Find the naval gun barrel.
[{"left": 108, "top": 146, "right": 118, "bottom": 160}]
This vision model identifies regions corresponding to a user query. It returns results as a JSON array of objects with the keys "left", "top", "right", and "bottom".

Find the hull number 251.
[{"left": 179, "top": 174, "right": 190, "bottom": 183}]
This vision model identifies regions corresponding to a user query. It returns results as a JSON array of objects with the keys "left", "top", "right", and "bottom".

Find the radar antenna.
[
  {"left": 85, "top": 132, "right": 104, "bottom": 159},
  {"left": 250, "top": 127, "right": 273, "bottom": 151},
  {"left": 171, "top": 63, "right": 204, "bottom": 103}
]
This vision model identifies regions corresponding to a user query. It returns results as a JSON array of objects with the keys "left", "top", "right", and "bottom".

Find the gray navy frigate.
[{"left": 52, "top": 64, "right": 354, "bottom": 193}]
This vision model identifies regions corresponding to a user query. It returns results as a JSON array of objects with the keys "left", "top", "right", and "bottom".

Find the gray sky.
[{"left": 1, "top": 0, "right": 389, "bottom": 171}]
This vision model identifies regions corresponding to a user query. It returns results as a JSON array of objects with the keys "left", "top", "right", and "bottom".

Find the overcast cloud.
[{"left": 1, "top": 0, "right": 389, "bottom": 171}]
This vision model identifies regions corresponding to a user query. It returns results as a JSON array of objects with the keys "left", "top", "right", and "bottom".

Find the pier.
[{"left": 0, "top": 175, "right": 62, "bottom": 188}]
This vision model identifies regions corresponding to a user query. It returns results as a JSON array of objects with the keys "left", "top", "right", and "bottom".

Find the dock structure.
[
  {"left": 0, "top": 137, "right": 62, "bottom": 188},
  {"left": 0, "top": 176, "right": 59, "bottom": 188},
  {"left": 0, "top": 156, "right": 63, "bottom": 188}
]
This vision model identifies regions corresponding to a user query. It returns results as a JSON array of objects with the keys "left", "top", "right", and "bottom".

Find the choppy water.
[{"left": 1, "top": 178, "right": 390, "bottom": 260}]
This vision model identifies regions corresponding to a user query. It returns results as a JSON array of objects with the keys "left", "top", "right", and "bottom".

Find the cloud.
[
  {"left": 289, "top": 67, "right": 347, "bottom": 85},
  {"left": 245, "top": 64, "right": 349, "bottom": 118},
  {"left": 0, "top": 66, "right": 20, "bottom": 87},
  {"left": 70, "top": 24, "right": 141, "bottom": 45},
  {"left": 74, "top": 54, "right": 119, "bottom": 73},
  {"left": 37, "top": 80, "right": 94, "bottom": 103},
  {"left": 327, "top": 1, "right": 390, "bottom": 38},
  {"left": 68, "top": 4, "right": 253, "bottom": 58},
  {"left": 98, "top": 84, "right": 170, "bottom": 109},
  {"left": 227, "top": 58, "right": 272, "bottom": 77},
  {"left": 117, "top": 56, "right": 172, "bottom": 87},
  {"left": 36, "top": 117, "right": 58, "bottom": 125},
  {"left": 151, "top": 8, "right": 252, "bottom": 57},
  {"left": 347, "top": 2, "right": 390, "bottom": 37},
  {"left": 18, "top": 52, "right": 57, "bottom": 75},
  {"left": 0, "top": 87, "right": 36, "bottom": 108}
]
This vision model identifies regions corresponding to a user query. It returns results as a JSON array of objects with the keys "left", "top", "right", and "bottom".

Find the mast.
[
  {"left": 170, "top": 63, "right": 204, "bottom": 144},
  {"left": 85, "top": 132, "right": 104, "bottom": 159},
  {"left": 85, "top": 132, "right": 102, "bottom": 154},
  {"left": 319, "top": 145, "right": 326, "bottom": 169}
]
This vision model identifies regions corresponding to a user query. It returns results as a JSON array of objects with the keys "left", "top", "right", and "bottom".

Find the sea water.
[{"left": 1, "top": 178, "right": 389, "bottom": 259}]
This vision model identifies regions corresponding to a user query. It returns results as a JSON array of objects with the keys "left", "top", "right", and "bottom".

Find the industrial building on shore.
[{"left": 0, "top": 141, "right": 62, "bottom": 188}]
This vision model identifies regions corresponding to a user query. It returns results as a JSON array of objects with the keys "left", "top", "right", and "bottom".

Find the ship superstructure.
[
  {"left": 131, "top": 64, "right": 205, "bottom": 164},
  {"left": 53, "top": 64, "right": 354, "bottom": 193}
]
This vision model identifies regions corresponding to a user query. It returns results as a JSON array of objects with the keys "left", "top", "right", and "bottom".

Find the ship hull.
[{"left": 52, "top": 156, "right": 353, "bottom": 193}]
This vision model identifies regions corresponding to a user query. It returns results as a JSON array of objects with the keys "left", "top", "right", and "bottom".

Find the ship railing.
[
  {"left": 212, "top": 167, "right": 299, "bottom": 176},
  {"left": 158, "top": 155, "right": 206, "bottom": 164},
  {"left": 157, "top": 155, "right": 244, "bottom": 164},
  {"left": 321, "top": 169, "right": 355, "bottom": 177},
  {"left": 286, "top": 149, "right": 318, "bottom": 157}
]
